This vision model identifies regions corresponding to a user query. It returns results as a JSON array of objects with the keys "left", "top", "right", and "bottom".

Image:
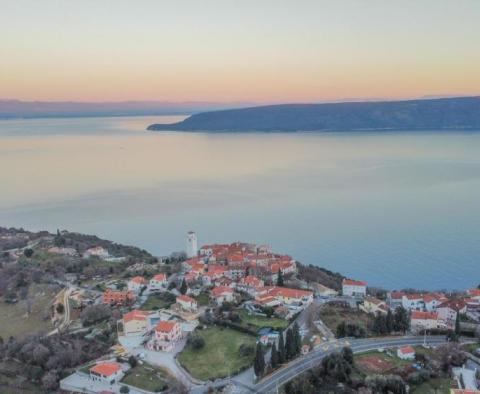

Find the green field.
[
  {"left": 0, "top": 283, "right": 55, "bottom": 338},
  {"left": 121, "top": 363, "right": 169, "bottom": 392},
  {"left": 141, "top": 292, "right": 176, "bottom": 310},
  {"left": 238, "top": 309, "right": 288, "bottom": 330},
  {"left": 195, "top": 292, "right": 210, "bottom": 306},
  {"left": 462, "top": 342, "right": 480, "bottom": 354},
  {"left": 178, "top": 326, "right": 256, "bottom": 381},
  {"left": 411, "top": 378, "right": 454, "bottom": 394}
]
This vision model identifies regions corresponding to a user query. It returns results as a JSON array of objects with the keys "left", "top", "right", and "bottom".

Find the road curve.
[{"left": 248, "top": 336, "right": 448, "bottom": 394}]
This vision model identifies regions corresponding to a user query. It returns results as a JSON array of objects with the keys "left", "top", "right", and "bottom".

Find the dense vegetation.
[
  {"left": 296, "top": 263, "right": 344, "bottom": 291},
  {"left": 283, "top": 343, "right": 467, "bottom": 394},
  {"left": 148, "top": 96, "right": 480, "bottom": 132}
]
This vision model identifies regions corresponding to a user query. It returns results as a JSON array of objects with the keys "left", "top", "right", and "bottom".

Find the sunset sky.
[{"left": 2, "top": 0, "right": 480, "bottom": 103}]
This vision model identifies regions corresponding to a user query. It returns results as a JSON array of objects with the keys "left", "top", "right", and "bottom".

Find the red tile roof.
[
  {"left": 211, "top": 286, "right": 234, "bottom": 297},
  {"left": 399, "top": 345, "right": 415, "bottom": 354},
  {"left": 268, "top": 286, "right": 313, "bottom": 299},
  {"left": 123, "top": 310, "right": 150, "bottom": 322},
  {"left": 468, "top": 289, "right": 480, "bottom": 297},
  {"left": 155, "top": 320, "right": 178, "bottom": 333},
  {"left": 411, "top": 311, "right": 438, "bottom": 320},
  {"left": 152, "top": 273, "right": 167, "bottom": 281},
  {"left": 450, "top": 391, "right": 480, "bottom": 394},
  {"left": 177, "top": 294, "right": 196, "bottom": 304},
  {"left": 438, "top": 299, "right": 466, "bottom": 311},
  {"left": 390, "top": 291, "right": 405, "bottom": 300},
  {"left": 90, "top": 362, "right": 121, "bottom": 376},
  {"left": 343, "top": 279, "right": 367, "bottom": 287},
  {"left": 130, "top": 276, "right": 147, "bottom": 284}
]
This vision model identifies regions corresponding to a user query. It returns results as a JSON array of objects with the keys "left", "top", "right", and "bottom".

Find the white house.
[
  {"left": 119, "top": 309, "right": 151, "bottom": 337},
  {"left": 397, "top": 346, "right": 415, "bottom": 360},
  {"left": 89, "top": 362, "right": 123, "bottom": 384},
  {"left": 149, "top": 273, "right": 168, "bottom": 291},
  {"left": 148, "top": 321, "right": 182, "bottom": 352},
  {"left": 176, "top": 294, "right": 198, "bottom": 312},
  {"left": 83, "top": 246, "right": 109, "bottom": 259},
  {"left": 342, "top": 279, "right": 367, "bottom": 298},
  {"left": 401, "top": 294, "right": 425, "bottom": 311},
  {"left": 410, "top": 311, "right": 440, "bottom": 333},
  {"left": 360, "top": 296, "right": 389, "bottom": 316},
  {"left": 128, "top": 276, "right": 147, "bottom": 293},
  {"left": 211, "top": 286, "right": 235, "bottom": 305}
]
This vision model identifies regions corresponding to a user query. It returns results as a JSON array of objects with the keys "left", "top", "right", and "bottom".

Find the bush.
[
  {"left": 24, "top": 248, "right": 34, "bottom": 258},
  {"left": 188, "top": 334, "right": 205, "bottom": 350},
  {"left": 56, "top": 303, "right": 65, "bottom": 314},
  {"left": 239, "top": 343, "right": 254, "bottom": 357},
  {"left": 128, "top": 355, "right": 137, "bottom": 368}
]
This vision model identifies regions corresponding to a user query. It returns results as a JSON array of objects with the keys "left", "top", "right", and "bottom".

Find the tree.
[
  {"left": 337, "top": 321, "right": 346, "bottom": 338},
  {"left": 278, "top": 330, "right": 286, "bottom": 364},
  {"left": 292, "top": 322, "right": 302, "bottom": 355},
  {"left": 285, "top": 328, "right": 296, "bottom": 360},
  {"left": 24, "top": 248, "right": 34, "bottom": 258},
  {"left": 188, "top": 335, "right": 205, "bottom": 350},
  {"left": 373, "top": 313, "right": 388, "bottom": 335},
  {"left": 394, "top": 307, "right": 410, "bottom": 333},
  {"left": 128, "top": 355, "right": 137, "bottom": 368},
  {"left": 120, "top": 386, "right": 130, "bottom": 394},
  {"left": 56, "top": 303, "right": 65, "bottom": 314},
  {"left": 253, "top": 343, "right": 265, "bottom": 378},
  {"left": 179, "top": 279, "right": 188, "bottom": 295},
  {"left": 271, "top": 342, "right": 279, "bottom": 369},
  {"left": 386, "top": 309, "right": 394, "bottom": 333},
  {"left": 341, "top": 346, "right": 354, "bottom": 365},
  {"left": 455, "top": 312, "right": 461, "bottom": 336},
  {"left": 277, "top": 270, "right": 284, "bottom": 287}
]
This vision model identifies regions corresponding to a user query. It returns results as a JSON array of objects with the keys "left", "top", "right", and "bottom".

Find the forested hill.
[{"left": 147, "top": 96, "right": 480, "bottom": 132}]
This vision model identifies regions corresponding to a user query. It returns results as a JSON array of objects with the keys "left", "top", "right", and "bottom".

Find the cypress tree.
[
  {"left": 292, "top": 322, "right": 302, "bottom": 355},
  {"left": 270, "top": 342, "right": 279, "bottom": 369},
  {"left": 277, "top": 270, "right": 284, "bottom": 287},
  {"left": 179, "top": 278, "right": 188, "bottom": 295},
  {"left": 285, "top": 328, "right": 296, "bottom": 360},
  {"left": 253, "top": 342, "right": 265, "bottom": 378},
  {"left": 278, "top": 330, "right": 286, "bottom": 364},
  {"left": 455, "top": 312, "right": 461, "bottom": 336},
  {"left": 337, "top": 321, "right": 346, "bottom": 338},
  {"left": 386, "top": 309, "right": 394, "bottom": 333}
]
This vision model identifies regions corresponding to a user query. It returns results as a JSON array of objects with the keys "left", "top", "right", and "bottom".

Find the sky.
[{"left": 1, "top": 0, "right": 480, "bottom": 103}]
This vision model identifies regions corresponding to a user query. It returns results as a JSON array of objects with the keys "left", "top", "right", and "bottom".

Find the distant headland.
[{"left": 147, "top": 96, "right": 480, "bottom": 132}]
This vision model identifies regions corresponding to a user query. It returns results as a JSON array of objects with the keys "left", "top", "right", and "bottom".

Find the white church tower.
[{"left": 186, "top": 231, "right": 198, "bottom": 258}]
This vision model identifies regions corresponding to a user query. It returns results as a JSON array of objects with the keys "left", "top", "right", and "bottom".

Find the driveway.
[{"left": 120, "top": 335, "right": 200, "bottom": 390}]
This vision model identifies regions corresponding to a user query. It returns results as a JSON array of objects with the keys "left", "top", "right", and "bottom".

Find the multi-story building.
[
  {"left": 148, "top": 321, "right": 182, "bottom": 352},
  {"left": 342, "top": 279, "right": 367, "bottom": 298},
  {"left": 176, "top": 294, "right": 198, "bottom": 311},
  {"left": 150, "top": 273, "right": 168, "bottom": 291}
]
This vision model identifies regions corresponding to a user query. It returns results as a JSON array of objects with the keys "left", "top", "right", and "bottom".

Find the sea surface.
[{"left": 0, "top": 116, "right": 479, "bottom": 291}]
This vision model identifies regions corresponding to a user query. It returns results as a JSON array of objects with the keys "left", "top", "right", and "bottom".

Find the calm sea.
[{"left": 1, "top": 116, "right": 479, "bottom": 291}]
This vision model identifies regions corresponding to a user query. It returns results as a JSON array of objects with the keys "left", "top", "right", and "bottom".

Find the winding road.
[{"left": 237, "top": 335, "right": 450, "bottom": 393}]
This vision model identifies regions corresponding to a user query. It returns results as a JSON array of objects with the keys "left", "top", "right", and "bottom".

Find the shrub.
[{"left": 239, "top": 343, "right": 254, "bottom": 357}]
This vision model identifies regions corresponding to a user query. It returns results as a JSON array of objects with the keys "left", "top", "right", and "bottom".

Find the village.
[
  {"left": 54, "top": 231, "right": 480, "bottom": 394},
  {"left": 1, "top": 227, "right": 480, "bottom": 394}
]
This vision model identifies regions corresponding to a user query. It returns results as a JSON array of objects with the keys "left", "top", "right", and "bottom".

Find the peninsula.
[{"left": 147, "top": 96, "right": 480, "bottom": 132}]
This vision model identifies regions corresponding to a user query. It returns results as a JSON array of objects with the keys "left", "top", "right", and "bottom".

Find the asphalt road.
[{"left": 245, "top": 336, "right": 449, "bottom": 394}]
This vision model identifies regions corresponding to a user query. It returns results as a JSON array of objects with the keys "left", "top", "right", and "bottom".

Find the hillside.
[{"left": 147, "top": 96, "right": 480, "bottom": 132}]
